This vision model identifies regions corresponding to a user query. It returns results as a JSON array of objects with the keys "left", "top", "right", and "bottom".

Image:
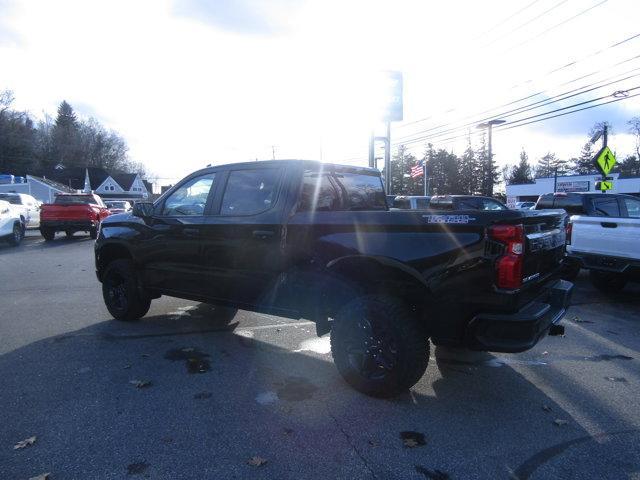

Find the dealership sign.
[{"left": 556, "top": 180, "right": 590, "bottom": 192}]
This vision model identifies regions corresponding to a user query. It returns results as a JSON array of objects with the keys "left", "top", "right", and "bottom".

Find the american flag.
[{"left": 410, "top": 161, "right": 424, "bottom": 178}]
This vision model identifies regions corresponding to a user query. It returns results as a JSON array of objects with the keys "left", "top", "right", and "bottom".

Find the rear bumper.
[
  {"left": 41, "top": 220, "right": 97, "bottom": 231},
  {"left": 567, "top": 251, "right": 640, "bottom": 274},
  {"left": 465, "top": 279, "right": 573, "bottom": 353}
]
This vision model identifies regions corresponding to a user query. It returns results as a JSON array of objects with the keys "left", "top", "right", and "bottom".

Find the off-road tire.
[
  {"left": 330, "top": 295, "right": 429, "bottom": 398},
  {"left": 8, "top": 222, "right": 23, "bottom": 247},
  {"left": 41, "top": 228, "right": 55, "bottom": 241},
  {"left": 102, "top": 259, "right": 151, "bottom": 321},
  {"left": 589, "top": 269, "right": 627, "bottom": 294}
]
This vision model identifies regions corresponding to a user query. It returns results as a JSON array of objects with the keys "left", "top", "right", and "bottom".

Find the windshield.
[{"left": 107, "top": 201, "right": 127, "bottom": 208}]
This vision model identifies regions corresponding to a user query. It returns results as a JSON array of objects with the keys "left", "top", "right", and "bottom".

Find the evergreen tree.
[
  {"left": 388, "top": 145, "right": 420, "bottom": 195},
  {"left": 51, "top": 100, "right": 81, "bottom": 168},
  {"left": 508, "top": 149, "right": 534, "bottom": 184},
  {"left": 572, "top": 142, "right": 596, "bottom": 174},
  {"left": 476, "top": 133, "right": 499, "bottom": 196},
  {"left": 457, "top": 136, "right": 478, "bottom": 194},
  {"left": 536, "top": 152, "right": 563, "bottom": 177},
  {"left": 618, "top": 155, "right": 640, "bottom": 177}
]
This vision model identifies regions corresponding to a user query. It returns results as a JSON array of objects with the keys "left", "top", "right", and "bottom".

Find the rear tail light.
[
  {"left": 488, "top": 224, "right": 524, "bottom": 289},
  {"left": 566, "top": 221, "right": 572, "bottom": 245}
]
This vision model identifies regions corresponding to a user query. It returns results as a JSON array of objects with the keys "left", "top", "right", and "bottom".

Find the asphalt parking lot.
[{"left": 1, "top": 231, "right": 639, "bottom": 480}]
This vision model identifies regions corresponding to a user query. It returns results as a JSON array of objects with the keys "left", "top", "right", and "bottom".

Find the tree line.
[
  {"left": 388, "top": 118, "right": 640, "bottom": 196},
  {"left": 0, "top": 89, "right": 145, "bottom": 178}
]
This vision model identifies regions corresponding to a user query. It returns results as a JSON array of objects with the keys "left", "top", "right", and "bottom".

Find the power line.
[
  {"left": 504, "top": 0, "right": 608, "bottom": 52},
  {"left": 482, "top": 0, "right": 570, "bottom": 48},
  {"left": 396, "top": 31, "right": 640, "bottom": 131},
  {"left": 394, "top": 64, "right": 640, "bottom": 144},
  {"left": 394, "top": 86, "right": 640, "bottom": 148},
  {"left": 474, "top": 0, "right": 543, "bottom": 40}
]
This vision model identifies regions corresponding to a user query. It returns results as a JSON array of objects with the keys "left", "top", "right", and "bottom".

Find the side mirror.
[{"left": 132, "top": 202, "right": 155, "bottom": 218}]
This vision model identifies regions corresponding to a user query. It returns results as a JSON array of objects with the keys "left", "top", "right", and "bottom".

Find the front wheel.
[
  {"left": 330, "top": 295, "right": 429, "bottom": 398},
  {"left": 102, "top": 259, "right": 151, "bottom": 321},
  {"left": 8, "top": 222, "right": 24, "bottom": 247},
  {"left": 589, "top": 269, "right": 627, "bottom": 294}
]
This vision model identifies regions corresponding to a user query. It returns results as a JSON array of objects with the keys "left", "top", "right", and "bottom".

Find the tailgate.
[
  {"left": 521, "top": 210, "right": 567, "bottom": 283},
  {"left": 42, "top": 205, "right": 94, "bottom": 221}
]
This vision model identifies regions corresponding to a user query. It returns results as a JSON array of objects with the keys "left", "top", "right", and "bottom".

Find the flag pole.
[{"left": 423, "top": 162, "right": 427, "bottom": 196}]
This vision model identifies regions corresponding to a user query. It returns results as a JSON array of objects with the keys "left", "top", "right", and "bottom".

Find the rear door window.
[
  {"left": 623, "top": 197, "right": 640, "bottom": 218},
  {"left": 392, "top": 197, "right": 411, "bottom": 209},
  {"left": 221, "top": 168, "right": 281, "bottom": 216},
  {"left": 591, "top": 197, "right": 621, "bottom": 217},
  {"left": 480, "top": 199, "right": 507, "bottom": 210},
  {"left": 299, "top": 172, "right": 342, "bottom": 211},
  {"left": 455, "top": 198, "right": 479, "bottom": 210},
  {"left": 298, "top": 169, "right": 386, "bottom": 211}
]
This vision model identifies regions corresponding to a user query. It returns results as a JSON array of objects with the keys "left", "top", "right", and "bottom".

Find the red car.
[{"left": 40, "top": 193, "right": 110, "bottom": 240}]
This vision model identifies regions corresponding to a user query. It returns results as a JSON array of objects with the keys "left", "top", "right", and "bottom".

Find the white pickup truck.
[{"left": 536, "top": 192, "right": 640, "bottom": 292}]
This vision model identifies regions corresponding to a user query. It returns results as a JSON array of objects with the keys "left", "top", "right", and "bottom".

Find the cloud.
[
  {"left": 172, "top": 0, "right": 296, "bottom": 35},
  {"left": 0, "top": 0, "right": 21, "bottom": 46}
]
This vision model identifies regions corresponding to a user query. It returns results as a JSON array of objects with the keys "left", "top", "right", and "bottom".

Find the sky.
[{"left": 1, "top": 0, "right": 639, "bottom": 185}]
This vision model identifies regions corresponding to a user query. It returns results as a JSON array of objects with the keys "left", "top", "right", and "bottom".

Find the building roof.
[
  {"left": 42, "top": 166, "right": 110, "bottom": 190},
  {"left": 112, "top": 173, "right": 137, "bottom": 191},
  {"left": 29, "top": 175, "right": 76, "bottom": 193}
]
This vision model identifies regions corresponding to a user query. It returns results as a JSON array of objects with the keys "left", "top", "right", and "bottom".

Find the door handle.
[
  {"left": 183, "top": 227, "right": 200, "bottom": 236},
  {"left": 252, "top": 230, "right": 275, "bottom": 239},
  {"left": 601, "top": 222, "right": 617, "bottom": 228}
]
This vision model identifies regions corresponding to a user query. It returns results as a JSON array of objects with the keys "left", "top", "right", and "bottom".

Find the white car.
[
  {"left": 0, "top": 193, "right": 41, "bottom": 228},
  {"left": 514, "top": 201, "right": 536, "bottom": 210},
  {"left": 0, "top": 199, "right": 24, "bottom": 246}
]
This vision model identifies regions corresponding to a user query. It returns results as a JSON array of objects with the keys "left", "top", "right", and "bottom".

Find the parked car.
[
  {"left": 105, "top": 200, "right": 132, "bottom": 215},
  {"left": 428, "top": 195, "right": 508, "bottom": 210},
  {"left": 514, "top": 201, "right": 536, "bottom": 210},
  {"left": 40, "top": 193, "right": 110, "bottom": 240},
  {"left": 390, "top": 195, "right": 431, "bottom": 210},
  {"left": 95, "top": 160, "right": 572, "bottom": 397},
  {"left": 537, "top": 192, "right": 640, "bottom": 292},
  {"left": 0, "top": 192, "right": 41, "bottom": 228},
  {"left": 0, "top": 199, "right": 24, "bottom": 246}
]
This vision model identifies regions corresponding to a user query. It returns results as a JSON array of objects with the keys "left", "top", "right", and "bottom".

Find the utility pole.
[
  {"left": 271, "top": 145, "right": 276, "bottom": 161},
  {"left": 423, "top": 162, "right": 428, "bottom": 196},
  {"left": 477, "top": 119, "right": 506, "bottom": 196},
  {"left": 384, "top": 122, "right": 391, "bottom": 195},
  {"left": 553, "top": 167, "right": 558, "bottom": 192}
]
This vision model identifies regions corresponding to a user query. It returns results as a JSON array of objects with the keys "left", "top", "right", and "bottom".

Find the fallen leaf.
[
  {"left": 247, "top": 456, "right": 267, "bottom": 467},
  {"left": 129, "top": 380, "right": 152, "bottom": 388},
  {"left": 28, "top": 473, "right": 50, "bottom": 480},
  {"left": 123, "top": 364, "right": 131, "bottom": 369},
  {"left": 553, "top": 419, "right": 568, "bottom": 426},
  {"left": 542, "top": 405, "right": 552, "bottom": 412},
  {"left": 13, "top": 436, "right": 36, "bottom": 450}
]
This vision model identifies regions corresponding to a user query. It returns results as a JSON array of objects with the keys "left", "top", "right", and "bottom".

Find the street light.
[{"left": 477, "top": 119, "right": 506, "bottom": 196}]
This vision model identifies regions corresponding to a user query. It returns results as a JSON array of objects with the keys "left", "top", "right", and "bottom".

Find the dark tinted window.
[
  {"left": 335, "top": 172, "right": 386, "bottom": 210},
  {"left": 415, "top": 198, "right": 431, "bottom": 209},
  {"left": 163, "top": 173, "right": 215, "bottom": 216},
  {"left": 624, "top": 197, "right": 640, "bottom": 218},
  {"left": 549, "top": 195, "right": 584, "bottom": 214},
  {"left": 591, "top": 197, "right": 620, "bottom": 217},
  {"left": 392, "top": 197, "right": 411, "bottom": 209},
  {"left": 221, "top": 168, "right": 280, "bottom": 216},
  {"left": 299, "top": 172, "right": 341, "bottom": 211},
  {"left": 480, "top": 198, "right": 507, "bottom": 210},
  {"left": 298, "top": 170, "right": 386, "bottom": 211},
  {"left": 54, "top": 195, "right": 97, "bottom": 205},
  {"left": 456, "top": 198, "right": 479, "bottom": 210}
]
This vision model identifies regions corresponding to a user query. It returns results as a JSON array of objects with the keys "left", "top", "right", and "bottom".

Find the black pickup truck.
[{"left": 95, "top": 160, "right": 572, "bottom": 397}]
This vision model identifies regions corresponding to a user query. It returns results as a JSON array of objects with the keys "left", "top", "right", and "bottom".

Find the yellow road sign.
[
  {"left": 595, "top": 146, "right": 616, "bottom": 175},
  {"left": 596, "top": 180, "right": 613, "bottom": 191}
]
